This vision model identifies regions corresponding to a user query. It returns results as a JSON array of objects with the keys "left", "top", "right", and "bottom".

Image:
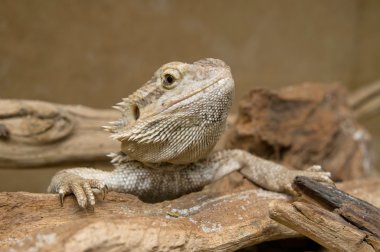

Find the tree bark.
[{"left": 1, "top": 177, "right": 379, "bottom": 251}]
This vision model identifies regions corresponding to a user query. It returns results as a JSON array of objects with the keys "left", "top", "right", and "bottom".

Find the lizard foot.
[
  {"left": 48, "top": 172, "right": 108, "bottom": 208},
  {"left": 283, "top": 165, "right": 333, "bottom": 195}
]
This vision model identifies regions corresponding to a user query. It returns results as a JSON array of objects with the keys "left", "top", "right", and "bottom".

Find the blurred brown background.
[{"left": 1, "top": 0, "right": 379, "bottom": 192}]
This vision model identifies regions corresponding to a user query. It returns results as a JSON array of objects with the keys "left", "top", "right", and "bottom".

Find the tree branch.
[
  {"left": 348, "top": 80, "right": 380, "bottom": 120},
  {"left": 0, "top": 99, "right": 119, "bottom": 168},
  {"left": 1, "top": 177, "right": 379, "bottom": 251},
  {"left": 269, "top": 177, "right": 380, "bottom": 252}
]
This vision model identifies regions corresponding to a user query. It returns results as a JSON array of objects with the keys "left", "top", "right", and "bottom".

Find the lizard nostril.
[{"left": 133, "top": 104, "right": 140, "bottom": 120}]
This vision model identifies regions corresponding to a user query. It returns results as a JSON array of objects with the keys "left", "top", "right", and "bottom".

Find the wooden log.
[
  {"left": 1, "top": 177, "right": 379, "bottom": 251},
  {"left": 0, "top": 99, "right": 119, "bottom": 168},
  {"left": 269, "top": 177, "right": 380, "bottom": 252},
  {"left": 0, "top": 180, "right": 297, "bottom": 251}
]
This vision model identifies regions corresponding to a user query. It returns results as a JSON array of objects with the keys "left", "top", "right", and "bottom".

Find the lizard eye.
[
  {"left": 161, "top": 69, "right": 181, "bottom": 89},
  {"left": 163, "top": 74, "right": 175, "bottom": 85}
]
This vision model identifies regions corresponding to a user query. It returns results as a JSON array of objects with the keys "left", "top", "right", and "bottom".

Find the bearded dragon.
[{"left": 48, "top": 58, "right": 332, "bottom": 208}]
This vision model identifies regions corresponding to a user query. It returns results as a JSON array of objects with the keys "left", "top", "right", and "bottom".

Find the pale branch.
[
  {"left": 0, "top": 99, "right": 119, "bottom": 168},
  {"left": 348, "top": 79, "right": 380, "bottom": 120},
  {"left": 352, "top": 95, "right": 380, "bottom": 120}
]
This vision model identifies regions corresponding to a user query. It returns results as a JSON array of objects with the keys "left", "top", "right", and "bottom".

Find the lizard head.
[{"left": 105, "top": 58, "right": 234, "bottom": 164}]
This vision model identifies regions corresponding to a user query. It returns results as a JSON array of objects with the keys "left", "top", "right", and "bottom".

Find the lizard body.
[{"left": 48, "top": 58, "right": 331, "bottom": 208}]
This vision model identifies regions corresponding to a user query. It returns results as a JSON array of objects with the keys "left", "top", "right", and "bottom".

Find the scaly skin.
[{"left": 48, "top": 58, "right": 332, "bottom": 208}]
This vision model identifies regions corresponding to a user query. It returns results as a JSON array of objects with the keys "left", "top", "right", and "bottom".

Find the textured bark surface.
[
  {"left": 1, "top": 176, "right": 379, "bottom": 252},
  {"left": 0, "top": 99, "right": 119, "bottom": 167},
  {"left": 0, "top": 175, "right": 297, "bottom": 251},
  {"left": 270, "top": 202, "right": 377, "bottom": 252},
  {"left": 293, "top": 176, "right": 380, "bottom": 237},
  {"left": 225, "top": 83, "right": 373, "bottom": 181},
  {"left": 269, "top": 177, "right": 380, "bottom": 252}
]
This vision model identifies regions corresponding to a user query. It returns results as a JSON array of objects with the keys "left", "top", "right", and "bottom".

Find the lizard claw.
[
  {"left": 102, "top": 185, "right": 109, "bottom": 200},
  {"left": 49, "top": 172, "right": 107, "bottom": 208},
  {"left": 59, "top": 191, "right": 64, "bottom": 207}
]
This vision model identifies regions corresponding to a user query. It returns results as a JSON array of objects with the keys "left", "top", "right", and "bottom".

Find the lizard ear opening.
[{"left": 132, "top": 104, "right": 140, "bottom": 120}]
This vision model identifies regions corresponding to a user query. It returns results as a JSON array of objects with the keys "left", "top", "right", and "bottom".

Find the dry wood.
[
  {"left": 293, "top": 176, "right": 380, "bottom": 237},
  {"left": 226, "top": 83, "right": 373, "bottom": 181},
  {"left": 0, "top": 99, "right": 119, "bottom": 168},
  {"left": 1, "top": 177, "right": 379, "bottom": 251},
  {"left": 269, "top": 177, "right": 380, "bottom": 252},
  {"left": 0, "top": 177, "right": 297, "bottom": 251},
  {"left": 270, "top": 201, "right": 376, "bottom": 252}
]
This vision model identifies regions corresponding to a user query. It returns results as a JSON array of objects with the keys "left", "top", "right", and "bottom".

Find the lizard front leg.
[
  {"left": 48, "top": 161, "right": 215, "bottom": 207},
  {"left": 48, "top": 168, "right": 109, "bottom": 208},
  {"left": 207, "top": 149, "right": 333, "bottom": 194},
  {"left": 49, "top": 150, "right": 332, "bottom": 208}
]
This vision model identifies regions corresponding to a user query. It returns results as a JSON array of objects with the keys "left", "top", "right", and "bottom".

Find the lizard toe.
[
  {"left": 306, "top": 165, "right": 323, "bottom": 172},
  {"left": 88, "top": 179, "right": 108, "bottom": 200},
  {"left": 58, "top": 184, "right": 71, "bottom": 207},
  {"left": 83, "top": 182, "right": 96, "bottom": 206},
  {"left": 70, "top": 182, "right": 88, "bottom": 208},
  {"left": 283, "top": 183, "right": 298, "bottom": 196},
  {"left": 296, "top": 170, "right": 334, "bottom": 185},
  {"left": 308, "top": 171, "right": 332, "bottom": 183}
]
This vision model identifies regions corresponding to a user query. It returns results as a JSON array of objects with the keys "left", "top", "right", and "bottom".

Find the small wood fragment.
[
  {"left": 269, "top": 201, "right": 376, "bottom": 252},
  {"left": 293, "top": 176, "right": 380, "bottom": 237},
  {"left": 269, "top": 176, "right": 380, "bottom": 252}
]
